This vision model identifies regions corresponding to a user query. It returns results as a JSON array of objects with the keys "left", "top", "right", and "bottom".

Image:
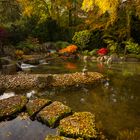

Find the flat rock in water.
[
  {"left": 26, "top": 98, "right": 51, "bottom": 117},
  {"left": 45, "top": 135, "right": 83, "bottom": 140},
  {"left": 0, "top": 95, "right": 27, "bottom": 120},
  {"left": 37, "top": 101, "right": 72, "bottom": 128},
  {"left": 58, "top": 112, "right": 97, "bottom": 139}
]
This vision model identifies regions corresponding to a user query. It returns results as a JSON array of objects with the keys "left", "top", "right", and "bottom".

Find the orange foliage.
[{"left": 59, "top": 45, "right": 78, "bottom": 54}]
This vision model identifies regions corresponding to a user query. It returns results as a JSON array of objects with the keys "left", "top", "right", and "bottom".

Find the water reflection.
[{"left": 0, "top": 117, "right": 56, "bottom": 140}]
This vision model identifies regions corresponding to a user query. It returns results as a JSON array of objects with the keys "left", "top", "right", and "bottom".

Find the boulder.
[
  {"left": 37, "top": 101, "right": 72, "bottom": 128},
  {"left": 58, "top": 112, "right": 97, "bottom": 139},
  {"left": 0, "top": 95, "right": 28, "bottom": 120},
  {"left": 26, "top": 98, "right": 51, "bottom": 117}
]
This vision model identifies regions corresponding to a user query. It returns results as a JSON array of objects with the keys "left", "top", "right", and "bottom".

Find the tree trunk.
[{"left": 68, "top": 9, "right": 72, "bottom": 26}]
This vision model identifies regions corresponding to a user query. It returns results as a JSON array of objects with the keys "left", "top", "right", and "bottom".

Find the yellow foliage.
[
  {"left": 15, "top": 50, "right": 24, "bottom": 59},
  {"left": 82, "top": 0, "right": 120, "bottom": 23}
]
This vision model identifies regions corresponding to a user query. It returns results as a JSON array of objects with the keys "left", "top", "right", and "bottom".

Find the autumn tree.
[{"left": 0, "top": 0, "right": 20, "bottom": 23}]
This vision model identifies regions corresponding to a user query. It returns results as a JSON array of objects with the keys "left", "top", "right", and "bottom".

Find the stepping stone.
[
  {"left": 58, "top": 112, "right": 97, "bottom": 139},
  {"left": 37, "top": 101, "right": 72, "bottom": 128},
  {"left": 45, "top": 135, "right": 83, "bottom": 140},
  {"left": 26, "top": 98, "right": 51, "bottom": 117},
  {"left": 0, "top": 95, "right": 28, "bottom": 120}
]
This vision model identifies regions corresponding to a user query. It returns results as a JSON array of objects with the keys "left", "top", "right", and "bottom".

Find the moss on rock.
[
  {"left": 45, "top": 135, "right": 83, "bottom": 140},
  {"left": 0, "top": 95, "right": 28, "bottom": 120},
  {"left": 37, "top": 101, "right": 72, "bottom": 128},
  {"left": 26, "top": 98, "right": 51, "bottom": 117},
  {"left": 58, "top": 112, "right": 97, "bottom": 139},
  {"left": 0, "top": 72, "right": 104, "bottom": 90}
]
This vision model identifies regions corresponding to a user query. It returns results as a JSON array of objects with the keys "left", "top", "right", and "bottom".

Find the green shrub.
[
  {"left": 72, "top": 30, "right": 92, "bottom": 50},
  {"left": 82, "top": 49, "right": 98, "bottom": 56},
  {"left": 104, "top": 39, "right": 118, "bottom": 53},
  {"left": 124, "top": 39, "right": 140, "bottom": 54},
  {"left": 55, "top": 41, "right": 70, "bottom": 49},
  {"left": 16, "top": 37, "right": 40, "bottom": 54}
]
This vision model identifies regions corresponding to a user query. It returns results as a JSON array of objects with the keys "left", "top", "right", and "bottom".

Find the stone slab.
[
  {"left": 26, "top": 98, "right": 51, "bottom": 117},
  {"left": 37, "top": 101, "right": 72, "bottom": 128},
  {"left": 0, "top": 95, "right": 28, "bottom": 120},
  {"left": 58, "top": 112, "right": 97, "bottom": 139}
]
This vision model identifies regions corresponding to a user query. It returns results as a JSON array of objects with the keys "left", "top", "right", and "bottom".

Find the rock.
[
  {"left": 40, "top": 42, "right": 56, "bottom": 52},
  {"left": 23, "top": 58, "right": 40, "bottom": 65},
  {"left": 45, "top": 135, "right": 83, "bottom": 140},
  {"left": 0, "top": 72, "right": 104, "bottom": 90},
  {"left": 0, "top": 57, "right": 12, "bottom": 65},
  {"left": 125, "top": 57, "right": 139, "bottom": 62},
  {"left": 109, "top": 53, "right": 120, "bottom": 62},
  {"left": 58, "top": 112, "right": 97, "bottom": 139},
  {"left": 0, "top": 95, "right": 28, "bottom": 120},
  {"left": 26, "top": 98, "right": 51, "bottom": 117},
  {"left": 2, "top": 63, "right": 19, "bottom": 74},
  {"left": 36, "top": 75, "right": 54, "bottom": 89},
  {"left": 37, "top": 101, "right": 72, "bottom": 128},
  {"left": 22, "top": 55, "right": 44, "bottom": 65}
]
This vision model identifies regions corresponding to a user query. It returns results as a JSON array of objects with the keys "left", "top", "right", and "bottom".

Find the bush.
[
  {"left": 15, "top": 50, "right": 24, "bottom": 59},
  {"left": 72, "top": 29, "right": 105, "bottom": 51},
  {"left": 124, "top": 39, "right": 140, "bottom": 54},
  {"left": 55, "top": 41, "right": 70, "bottom": 49},
  {"left": 104, "top": 39, "right": 118, "bottom": 53},
  {"left": 82, "top": 49, "right": 98, "bottom": 56},
  {"left": 72, "top": 30, "right": 92, "bottom": 50},
  {"left": 59, "top": 45, "right": 78, "bottom": 54},
  {"left": 8, "top": 23, "right": 27, "bottom": 45},
  {"left": 16, "top": 37, "right": 40, "bottom": 54}
]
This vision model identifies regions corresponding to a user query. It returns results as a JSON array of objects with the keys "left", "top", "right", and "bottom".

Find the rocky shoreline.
[{"left": 0, "top": 72, "right": 104, "bottom": 91}]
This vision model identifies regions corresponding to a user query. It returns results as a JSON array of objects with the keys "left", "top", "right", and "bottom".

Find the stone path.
[
  {"left": 0, "top": 95, "right": 104, "bottom": 140},
  {"left": 0, "top": 72, "right": 104, "bottom": 90}
]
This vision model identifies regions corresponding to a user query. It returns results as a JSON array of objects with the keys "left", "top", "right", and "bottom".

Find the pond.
[{"left": 0, "top": 59, "right": 140, "bottom": 140}]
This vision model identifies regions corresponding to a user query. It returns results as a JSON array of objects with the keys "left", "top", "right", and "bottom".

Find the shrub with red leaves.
[{"left": 97, "top": 48, "right": 108, "bottom": 56}]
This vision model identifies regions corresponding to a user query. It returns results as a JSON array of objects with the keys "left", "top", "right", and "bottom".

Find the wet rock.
[
  {"left": 36, "top": 75, "right": 53, "bottom": 89},
  {"left": 2, "top": 63, "right": 17, "bottom": 74},
  {"left": 26, "top": 98, "right": 51, "bottom": 117},
  {"left": 0, "top": 57, "right": 12, "bottom": 65},
  {"left": 37, "top": 101, "right": 72, "bottom": 128},
  {"left": 58, "top": 112, "right": 97, "bottom": 139},
  {"left": 125, "top": 57, "right": 139, "bottom": 62},
  {"left": 0, "top": 72, "right": 104, "bottom": 90},
  {"left": 0, "top": 95, "right": 28, "bottom": 120},
  {"left": 22, "top": 55, "right": 43, "bottom": 65},
  {"left": 45, "top": 135, "right": 83, "bottom": 140}
]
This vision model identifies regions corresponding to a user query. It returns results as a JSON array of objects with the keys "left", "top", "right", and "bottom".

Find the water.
[
  {"left": 0, "top": 60, "right": 140, "bottom": 139},
  {"left": 0, "top": 117, "right": 56, "bottom": 140}
]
